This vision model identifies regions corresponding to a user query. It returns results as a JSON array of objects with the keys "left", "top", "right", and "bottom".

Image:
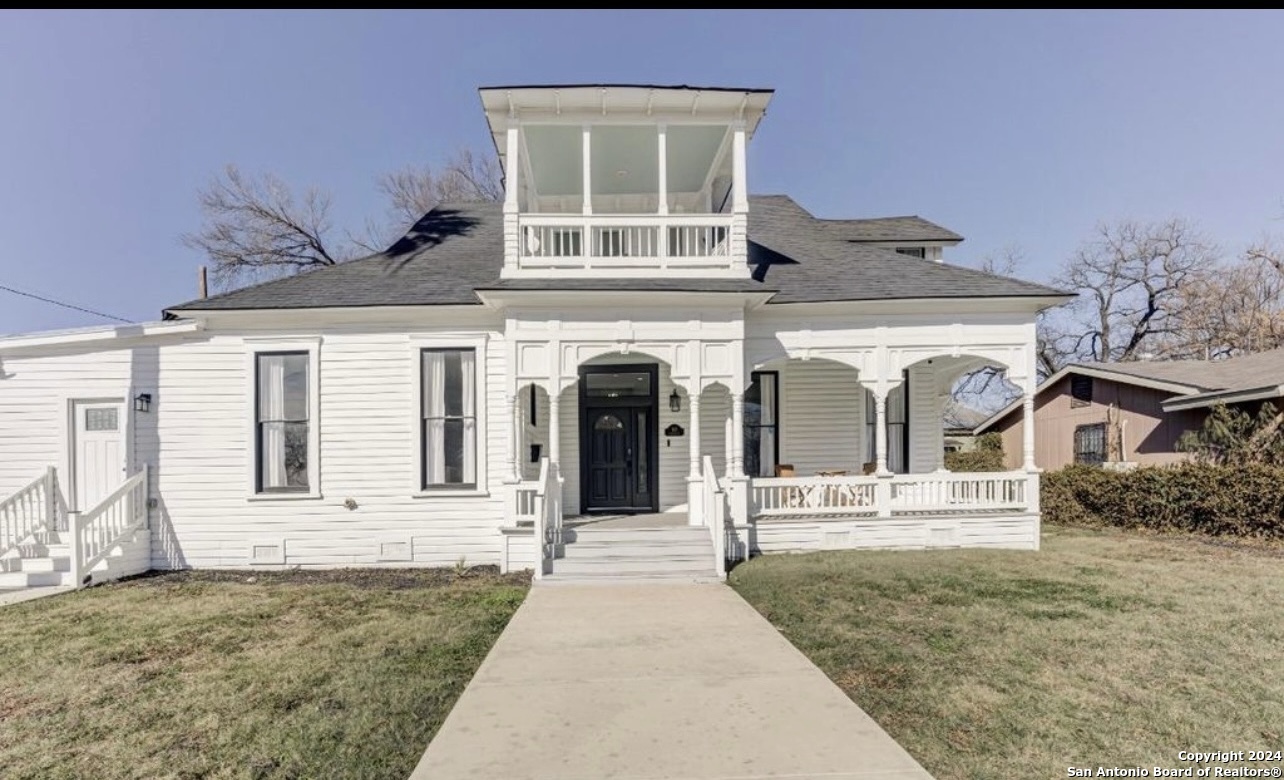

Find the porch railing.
[
  {"left": 701, "top": 456, "right": 727, "bottom": 580},
  {"left": 69, "top": 465, "right": 149, "bottom": 586},
  {"left": 517, "top": 214, "right": 736, "bottom": 272},
  {"left": 890, "top": 472, "right": 1027, "bottom": 513},
  {"left": 751, "top": 471, "right": 1031, "bottom": 519},
  {"left": 531, "top": 458, "right": 562, "bottom": 580},
  {"left": 0, "top": 467, "right": 61, "bottom": 558},
  {"left": 751, "top": 474, "right": 878, "bottom": 518}
]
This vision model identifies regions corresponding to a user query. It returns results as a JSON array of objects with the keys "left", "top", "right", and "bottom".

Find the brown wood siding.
[{"left": 991, "top": 374, "right": 1208, "bottom": 470}]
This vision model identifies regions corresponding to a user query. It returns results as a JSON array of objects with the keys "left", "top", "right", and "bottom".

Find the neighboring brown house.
[{"left": 975, "top": 348, "right": 1284, "bottom": 470}]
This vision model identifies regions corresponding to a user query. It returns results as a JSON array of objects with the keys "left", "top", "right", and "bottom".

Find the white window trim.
[
  {"left": 409, "top": 334, "right": 490, "bottom": 499},
  {"left": 244, "top": 337, "right": 322, "bottom": 502}
]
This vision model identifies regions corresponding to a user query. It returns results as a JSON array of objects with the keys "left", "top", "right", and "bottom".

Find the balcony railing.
[{"left": 513, "top": 213, "right": 740, "bottom": 274}]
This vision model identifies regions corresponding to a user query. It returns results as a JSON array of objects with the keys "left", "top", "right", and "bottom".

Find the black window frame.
[
  {"left": 1070, "top": 375, "right": 1093, "bottom": 408},
  {"left": 421, "top": 347, "right": 478, "bottom": 490},
  {"left": 1074, "top": 423, "right": 1107, "bottom": 466},
  {"left": 254, "top": 350, "right": 310, "bottom": 494},
  {"left": 744, "top": 371, "right": 780, "bottom": 478},
  {"left": 895, "top": 246, "right": 927, "bottom": 259}
]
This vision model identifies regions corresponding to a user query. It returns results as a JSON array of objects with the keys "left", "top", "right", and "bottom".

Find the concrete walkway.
[
  {"left": 411, "top": 584, "right": 934, "bottom": 780},
  {"left": 0, "top": 586, "right": 70, "bottom": 608}
]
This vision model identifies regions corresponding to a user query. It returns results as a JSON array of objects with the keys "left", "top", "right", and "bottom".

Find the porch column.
[
  {"left": 688, "top": 393, "right": 702, "bottom": 480},
  {"left": 873, "top": 391, "right": 890, "bottom": 477},
  {"left": 730, "top": 392, "right": 745, "bottom": 478},
  {"left": 548, "top": 391, "right": 561, "bottom": 467},
  {"left": 1022, "top": 394, "right": 1036, "bottom": 471},
  {"left": 506, "top": 393, "right": 520, "bottom": 482},
  {"left": 582, "top": 124, "right": 592, "bottom": 215}
]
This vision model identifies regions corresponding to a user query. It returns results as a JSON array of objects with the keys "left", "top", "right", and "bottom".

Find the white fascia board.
[
  {"left": 1162, "top": 384, "right": 1284, "bottom": 412},
  {"left": 474, "top": 289, "right": 775, "bottom": 309},
  {"left": 0, "top": 320, "right": 203, "bottom": 353}
]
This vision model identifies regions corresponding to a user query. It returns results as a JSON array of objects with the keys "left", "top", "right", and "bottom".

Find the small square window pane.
[{"left": 85, "top": 408, "right": 118, "bottom": 431}]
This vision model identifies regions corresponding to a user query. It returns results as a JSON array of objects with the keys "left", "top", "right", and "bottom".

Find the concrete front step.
[
  {"left": 539, "top": 572, "right": 723, "bottom": 585},
  {"left": 553, "top": 558, "right": 714, "bottom": 576},
  {"left": 560, "top": 541, "right": 714, "bottom": 557},
  {"left": 0, "top": 570, "right": 72, "bottom": 588},
  {"left": 563, "top": 527, "right": 709, "bottom": 544},
  {"left": 0, "top": 555, "right": 71, "bottom": 573}
]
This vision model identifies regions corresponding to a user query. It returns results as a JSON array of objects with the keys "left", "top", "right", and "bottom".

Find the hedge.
[
  {"left": 1041, "top": 463, "right": 1284, "bottom": 539},
  {"left": 943, "top": 431, "right": 1006, "bottom": 473}
]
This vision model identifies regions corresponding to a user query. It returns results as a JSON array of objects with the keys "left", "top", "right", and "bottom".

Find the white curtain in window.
[
  {"left": 460, "top": 350, "right": 476, "bottom": 484},
  {"left": 423, "top": 351, "right": 446, "bottom": 485},
  {"left": 259, "top": 356, "right": 286, "bottom": 489},
  {"left": 759, "top": 376, "right": 776, "bottom": 477}
]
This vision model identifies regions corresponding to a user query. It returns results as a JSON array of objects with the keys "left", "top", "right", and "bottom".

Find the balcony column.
[
  {"left": 657, "top": 123, "right": 668, "bottom": 216},
  {"left": 581, "top": 124, "right": 592, "bottom": 215},
  {"left": 731, "top": 121, "right": 748, "bottom": 214},
  {"left": 503, "top": 125, "right": 520, "bottom": 274}
]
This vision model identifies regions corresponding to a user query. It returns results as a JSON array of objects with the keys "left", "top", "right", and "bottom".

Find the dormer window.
[{"left": 895, "top": 247, "right": 927, "bottom": 259}]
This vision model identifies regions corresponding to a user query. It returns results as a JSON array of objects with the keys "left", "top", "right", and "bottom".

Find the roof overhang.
[
  {"left": 480, "top": 84, "right": 774, "bottom": 172},
  {"left": 0, "top": 319, "right": 203, "bottom": 354},
  {"left": 973, "top": 363, "right": 1205, "bottom": 433},
  {"left": 1161, "top": 383, "right": 1284, "bottom": 412},
  {"left": 473, "top": 288, "right": 776, "bottom": 310}
]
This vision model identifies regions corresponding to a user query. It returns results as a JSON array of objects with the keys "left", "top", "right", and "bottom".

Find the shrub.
[
  {"left": 944, "top": 432, "right": 1007, "bottom": 472},
  {"left": 1042, "top": 463, "right": 1284, "bottom": 539}
]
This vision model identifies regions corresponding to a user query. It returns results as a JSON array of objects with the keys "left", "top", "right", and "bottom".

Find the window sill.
[
  {"left": 247, "top": 492, "right": 324, "bottom": 503},
  {"left": 412, "top": 489, "right": 491, "bottom": 499}
]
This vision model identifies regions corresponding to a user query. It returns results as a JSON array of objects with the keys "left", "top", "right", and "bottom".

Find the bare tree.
[
  {"left": 186, "top": 148, "right": 502, "bottom": 290},
  {"left": 1043, "top": 218, "right": 1217, "bottom": 368},
  {"left": 378, "top": 148, "right": 503, "bottom": 237},
  {"left": 977, "top": 243, "right": 1025, "bottom": 277},
  {"left": 1177, "top": 240, "right": 1284, "bottom": 359},
  {"left": 183, "top": 165, "right": 352, "bottom": 288}
]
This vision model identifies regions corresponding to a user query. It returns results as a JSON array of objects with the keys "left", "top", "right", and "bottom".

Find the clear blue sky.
[{"left": 3, "top": 10, "right": 1283, "bottom": 333}]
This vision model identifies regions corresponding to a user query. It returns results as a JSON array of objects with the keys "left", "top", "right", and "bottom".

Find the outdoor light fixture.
[
  {"left": 134, "top": 393, "right": 152, "bottom": 413},
  {"left": 669, "top": 389, "right": 681, "bottom": 412}
]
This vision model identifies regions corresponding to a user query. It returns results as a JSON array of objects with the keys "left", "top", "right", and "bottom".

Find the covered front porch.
[{"left": 499, "top": 326, "right": 1042, "bottom": 577}]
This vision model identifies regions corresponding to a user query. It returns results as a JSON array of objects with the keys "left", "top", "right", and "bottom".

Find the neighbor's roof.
[
  {"left": 974, "top": 347, "right": 1284, "bottom": 432},
  {"left": 166, "top": 196, "right": 1068, "bottom": 314}
]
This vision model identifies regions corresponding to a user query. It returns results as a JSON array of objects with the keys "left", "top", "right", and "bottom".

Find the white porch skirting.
[{"left": 741, "top": 513, "right": 1040, "bottom": 555}]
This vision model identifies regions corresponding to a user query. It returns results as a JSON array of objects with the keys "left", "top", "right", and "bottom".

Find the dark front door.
[
  {"left": 580, "top": 365, "right": 658, "bottom": 513},
  {"left": 586, "top": 409, "right": 633, "bottom": 509}
]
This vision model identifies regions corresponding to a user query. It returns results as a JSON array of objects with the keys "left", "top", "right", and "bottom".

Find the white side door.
[{"left": 72, "top": 401, "right": 127, "bottom": 511}]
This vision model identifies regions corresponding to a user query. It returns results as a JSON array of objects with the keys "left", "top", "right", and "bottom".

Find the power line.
[{"left": 0, "top": 282, "right": 132, "bottom": 324}]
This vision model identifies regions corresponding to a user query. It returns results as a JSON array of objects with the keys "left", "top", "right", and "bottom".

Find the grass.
[
  {"left": 0, "top": 568, "right": 528, "bottom": 780},
  {"left": 730, "top": 526, "right": 1284, "bottom": 780}
]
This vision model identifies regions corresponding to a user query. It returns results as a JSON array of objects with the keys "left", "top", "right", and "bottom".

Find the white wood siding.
[
  {"left": 778, "top": 360, "right": 864, "bottom": 475},
  {"left": 0, "top": 346, "right": 138, "bottom": 498},
  {"left": 908, "top": 362, "right": 941, "bottom": 473}
]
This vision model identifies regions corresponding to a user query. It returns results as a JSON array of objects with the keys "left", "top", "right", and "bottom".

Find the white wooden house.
[{"left": 0, "top": 84, "right": 1069, "bottom": 587}]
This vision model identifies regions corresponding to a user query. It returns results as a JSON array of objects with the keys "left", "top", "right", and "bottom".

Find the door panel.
[
  {"left": 73, "top": 401, "right": 127, "bottom": 511},
  {"left": 587, "top": 410, "right": 631, "bottom": 509}
]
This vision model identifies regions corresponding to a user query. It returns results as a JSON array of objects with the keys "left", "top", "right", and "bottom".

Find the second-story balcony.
[{"left": 516, "top": 213, "right": 741, "bottom": 275}]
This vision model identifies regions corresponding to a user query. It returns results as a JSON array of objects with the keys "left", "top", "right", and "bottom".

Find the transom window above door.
[{"left": 585, "top": 371, "right": 651, "bottom": 398}]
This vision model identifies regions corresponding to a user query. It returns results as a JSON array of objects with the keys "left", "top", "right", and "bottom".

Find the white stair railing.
[
  {"left": 68, "top": 465, "right": 149, "bottom": 587},
  {"left": 702, "top": 456, "right": 727, "bottom": 580},
  {"left": 531, "top": 458, "right": 561, "bottom": 580},
  {"left": 0, "top": 467, "right": 59, "bottom": 558}
]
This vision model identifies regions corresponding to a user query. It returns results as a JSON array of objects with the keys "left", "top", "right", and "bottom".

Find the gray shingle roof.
[
  {"left": 1074, "top": 349, "right": 1284, "bottom": 396},
  {"left": 167, "top": 196, "right": 1067, "bottom": 314}
]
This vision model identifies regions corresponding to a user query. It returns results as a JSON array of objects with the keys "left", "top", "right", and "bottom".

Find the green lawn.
[
  {"left": 0, "top": 568, "right": 528, "bottom": 780},
  {"left": 731, "top": 526, "right": 1284, "bottom": 780}
]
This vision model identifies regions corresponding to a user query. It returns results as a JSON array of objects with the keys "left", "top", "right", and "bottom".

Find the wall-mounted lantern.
[
  {"left": 669, "top": 389, "right": 681, "bottom": 412},
  {"left": 134, "top": 393, "right": 152, "bottom": 413}
]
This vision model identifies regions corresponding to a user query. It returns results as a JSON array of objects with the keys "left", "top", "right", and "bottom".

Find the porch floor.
[{"left": 564, "top": 511, "right": 688, "bottom": 529}]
